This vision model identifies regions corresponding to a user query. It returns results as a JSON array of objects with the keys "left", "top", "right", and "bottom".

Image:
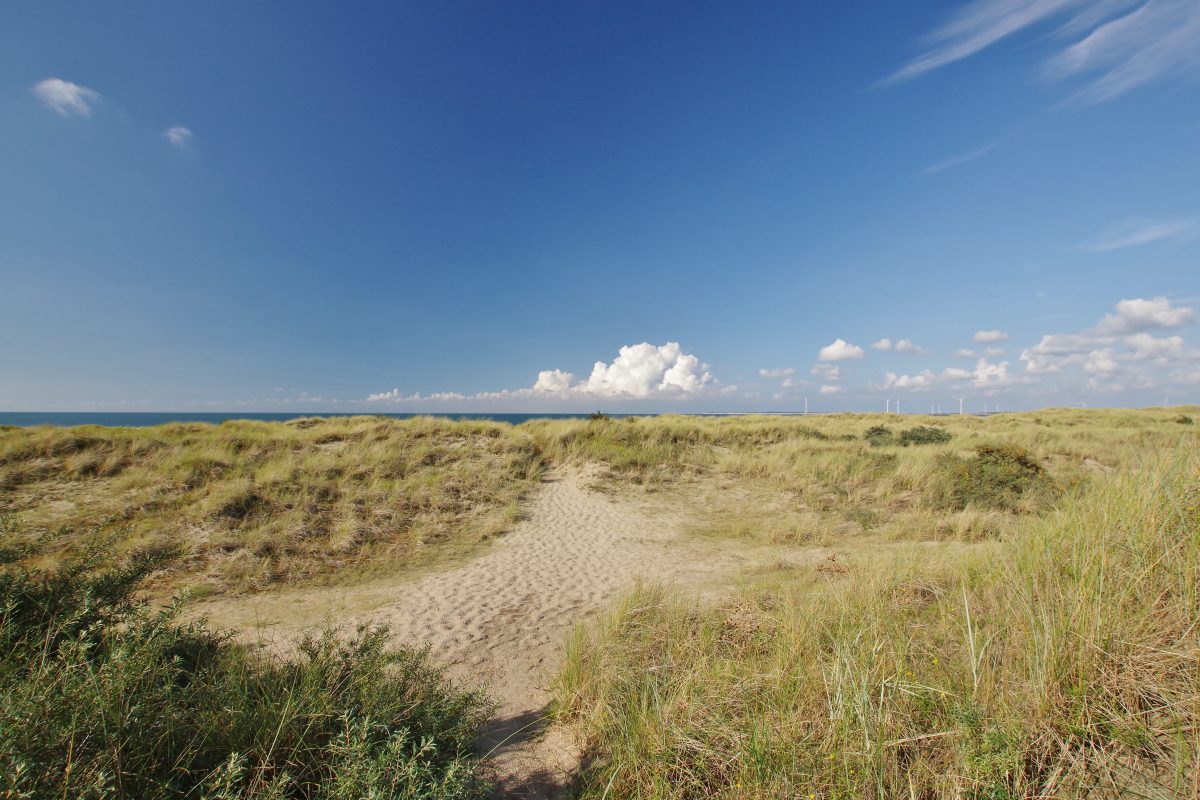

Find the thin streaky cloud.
[
  {"left": 921, "top": 139, "right": 1000, "bottom": 175},
  {"left": 1080, "top": 217, "right": 1197, "bottom": 253},
  {"left": 884, "top": 0, "right": 1200, "bottom": 106},
  {"left": 884, "top": 0, "right": 1083, "bottom": 86}
]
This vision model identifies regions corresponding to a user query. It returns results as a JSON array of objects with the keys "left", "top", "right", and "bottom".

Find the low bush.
[
  {"left": 0, "top": 531, "right": 490, "bottom": 800},
  {"left": 864, "top": 425, "right": 951, "bottom": 447},
  {"left": 937, "top": 443, "right": 1056, "bottom": 511},
  {"left": 863, "top": 424, "right": 894, "bottom": 447},
  {"left": 897, "top": 425, "right": 952, "bottom": 446}
]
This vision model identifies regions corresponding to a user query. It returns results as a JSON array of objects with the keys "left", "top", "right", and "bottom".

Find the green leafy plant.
[{"left": 0, "top": 531, "right": 490, "bottom": 800}]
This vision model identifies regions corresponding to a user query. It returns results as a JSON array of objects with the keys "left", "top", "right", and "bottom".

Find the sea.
[{"left": 0, "top": 412, "right": 645, "bottom": 428}]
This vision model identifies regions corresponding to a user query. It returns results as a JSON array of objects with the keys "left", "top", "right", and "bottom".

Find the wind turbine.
[{"left": 958, "top": 397, "right": 964, "bottom": 415}]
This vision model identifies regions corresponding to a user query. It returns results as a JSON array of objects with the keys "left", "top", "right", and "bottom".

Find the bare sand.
[
  {"left": 346, "top": 468, "right": 739, "bottom": 797},
  {"left": 201, "top": 468, "right": 743, "bottom": 797}
]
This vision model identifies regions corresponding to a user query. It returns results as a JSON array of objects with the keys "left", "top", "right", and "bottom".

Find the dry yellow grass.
[
  {"left": 0, "top": 416, "right": 541, "bottom": 595},
  {"left": 552, "top": 408, "right": 1200, "bottom": 799}
]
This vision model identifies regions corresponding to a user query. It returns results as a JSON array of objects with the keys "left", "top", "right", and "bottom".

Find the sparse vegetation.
[
  {"left": 1, "top": 406, "right": 1197, "bottom": 798},
  {"left": 0, "top": 416, "right": 542, "bottom": 594},
  {"left": 554, "top": 445, "right": 1200, "bottom": 799},
  {"left": 0, "top": 532, "right": 490, "bottom": 799}
]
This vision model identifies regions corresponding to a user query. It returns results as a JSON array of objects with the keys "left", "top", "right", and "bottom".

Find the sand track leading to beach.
[
  {"left": 197, "top": 467, "right": 741, "bottom": 796},
  {"left": 347, "top": 468, "right": 736, "bottom": 798}
]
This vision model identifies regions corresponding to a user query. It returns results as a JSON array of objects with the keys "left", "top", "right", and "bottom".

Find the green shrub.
[
  {"left": 897, "top": 425, "right": 952, "bottom": 446},
  {"left": 863, "top": 425, "right": 894, "bottom": 447},
  {"left": 937, "top": 443, "right": 1055, "bottom": 511},
  {"left": 1176, "top": 415, "right": 1194, "bottom": 425},
  {"left": 0, "top": 534, "right": 490, "bottom": 800}
]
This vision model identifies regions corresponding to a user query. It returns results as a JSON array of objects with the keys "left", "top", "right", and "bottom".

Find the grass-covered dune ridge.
[
  {"left": 1, "top": 408, "right": 1195, "bottom": 598},
  {"left": 554, "top": 442, "right": 1200, "bottom": 798},
  {"left": 0, "top": 537, "right": 490, "bottom": 799},
  {"left": 0, "top": 416, "right": 541, "bottom": 593},
  {"left": 527, "top": 408, "right": 1194, "bottom": 547}
]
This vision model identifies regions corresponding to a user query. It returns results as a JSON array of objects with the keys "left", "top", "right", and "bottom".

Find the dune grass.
[
  {"left": 0, "top": 533, "right": 490, "bottom": 799},
  {"left": 0, "top": 416, "right": 542, "bottom": 595},
  {"left": 553, "top": 426, "right": 1199, "bottom": 798}
]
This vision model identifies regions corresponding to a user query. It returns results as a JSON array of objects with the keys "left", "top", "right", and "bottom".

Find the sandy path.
[{"left": 342, "top": 468, "right": 733, "bottom": 798}]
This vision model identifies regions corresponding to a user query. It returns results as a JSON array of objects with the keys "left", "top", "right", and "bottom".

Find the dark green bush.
[
  {"left": 863, "top": 425, "right": 894, "bottom": 447},
  {"left": 936, "top": 444, "right": 1055, "bottom": 511},
  {"left": 1176, "top": 415, "right": 1194, "bottom": 425},
  {"left": 0, "top": 533, "right": 490, "bottom": 799},
  {"left": 897, "top": 426, "right": 952, "bottom": 446}
]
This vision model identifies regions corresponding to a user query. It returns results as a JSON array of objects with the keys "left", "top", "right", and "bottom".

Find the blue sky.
[{"left": 2, "top": 0, "right": 1198, "bottom": 412}]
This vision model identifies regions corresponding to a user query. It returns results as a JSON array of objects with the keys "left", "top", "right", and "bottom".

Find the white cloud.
[
  {"left": 1080, "top": 217, "right": 1197, "bottom": 252},
  {"left": 921, "top": 140, "right": 1000, "bottom": 176},
  {"left": 1092, "top": 296, "right": 1194, "bottom": 335},
  {"left": 972, "top": 357, "right": 1015, "bottom": 387},
  {"left": 758, "top": 367, "right": 796, "bottom": 378},
  {"left": 31, "top": 78, "right": 101, "bottom": 117},
  {"left": 871, "top": 338, "right": 893, "bottom": 351},
  {"left": 954, "top": 348, "right": 978, "bottom": 359},
  {"left": 811, "top": 363, "right": 843, "bottom": 381},
  {"left": 878, "top": 366, "right": 971, "bottom": 391},
  {"left": 984, "top": 347, "right": 1006, "bottom": 357},
  {"left": 368, "top": 341, "right": 720, "bottom": 404},
  {"left": 164, "top": 125, "right": 194, "bottom": 149},
  {"left": 885, "top": 0, "right": 1200, "bottom": 105},
  {"left": 532, "top": 369, "right": 575, "bottom": 394},
  {"left": 894, "top": 339, "right": 928, "bottom": 355},
  {"left": 819, "top": 384, "right": 843, "bottom": 395},
  {"left": 817, "top": 338, "right": 865, "bottom": 361},
  {"left": 581, "top": 342, "right": 713, "bottom": 397},
  {"left": 973, "top": 329, "right": 1009, "bottom": 343},
  {"left": 1020, "top": 297, "right": 1197, "bottom": 390}
]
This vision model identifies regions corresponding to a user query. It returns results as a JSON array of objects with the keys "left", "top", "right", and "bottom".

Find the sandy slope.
[
  {"left": 196, "top": 467, "right": 740, "bottom": 796},
  {"left": 341, "top": 468, "right": 736, "bottom": 798}
]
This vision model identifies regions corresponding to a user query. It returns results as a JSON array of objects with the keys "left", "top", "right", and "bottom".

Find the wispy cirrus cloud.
[
  {"left": 1079, "top": 217, "right": 1197, "bottom": 252},
  {"left": 31, "top": 78, "right": 101, "bottom": 117},
  {"left": 921, "top": 140, "right": 1000, "bottom": 175},
  {"left": 885, "top": 0, "right": 1200, "bottom": 106}
]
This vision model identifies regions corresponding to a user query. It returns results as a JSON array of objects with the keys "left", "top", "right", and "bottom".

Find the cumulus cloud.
[
  {"left": 884, "top": 0, "right": 1200, "bottom": 106},
  {"left": 972, "top": 357, "right": 1015, "bottom": 388},
  {"left": 579, "top": 342, "right": 713, "bottom": 397},
  {"left": 877, "top": 366, "right": 971, "bottom": 391},
  {"left": 818, "top": 338, "right": 865, "bottom": 361},
  {"left": 973, "top": 329, "right": 1009, "bottom": 343},
  {"left": 1092, "top": 296, "right": 1194, "bottom": 335},
  {"left": 811, "top": 363, "right": 843, "bottom": 381},
  {"left": 31, "top": 78, "right": 101, "bottom": 117},
  {"left": 954, "top": 348, "right": 978, "bottom": 359},
  {"left": 1020, "top": 297, "right": 1197, "bottom": 389},
  {"left": 758, "top": 367, "right": 796, "bottom": 378},
  {"left": 894, "top": 339, "right": 927, "bottom": 355},
  {"left": 164, "top": 125, "right": 194, "bottom": 148},
  {"left": 819, "top": 384, "right": 843, "bottom": 395},
  {"left": 368, "top": 341, "right": 722, "bottom": 405},
  {"left": 872, "top": 337, "right": 927, "bottom": 354}
]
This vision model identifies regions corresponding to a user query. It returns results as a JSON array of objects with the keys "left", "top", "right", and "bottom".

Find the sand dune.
[{"left": 340, "top": 468, "right": 734, "bottom": 797}]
